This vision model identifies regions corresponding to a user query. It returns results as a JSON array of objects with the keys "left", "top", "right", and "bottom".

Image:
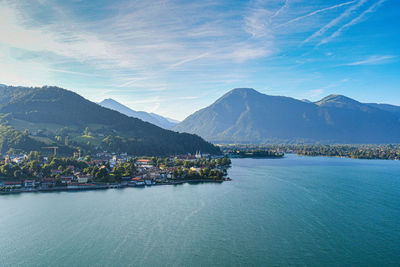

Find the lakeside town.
[
  {"left": 4, "top": 143, "right": 397, "bottom": 195},
  {"left": 0, "top": 151, "right": 231, "bottom": 194}
]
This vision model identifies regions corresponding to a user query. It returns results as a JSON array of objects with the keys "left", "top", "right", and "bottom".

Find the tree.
[
  {"left": 13, "top": 170, "right": 22, "bottom": 178},
  {"left": 29, "top": 160, "right": 41, "bottom": 173},
  {"left": 28, "top": 151, "right": 41, "bottom": 161}
]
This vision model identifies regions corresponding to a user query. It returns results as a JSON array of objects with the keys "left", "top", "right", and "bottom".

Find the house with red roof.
[{"left": 3, "top": 181, "right": 22, "bottom": 188}]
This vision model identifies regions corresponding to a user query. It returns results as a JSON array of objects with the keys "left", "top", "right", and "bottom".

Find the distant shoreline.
[
  {"left": 0, "top": 178, "right": 231, "bottom": 195},
  {"left": 221, "top": 144, "right": 400, "bottom": 161},
  {"left": 231, "top": 153, "right": 400, "bottom": 161}
]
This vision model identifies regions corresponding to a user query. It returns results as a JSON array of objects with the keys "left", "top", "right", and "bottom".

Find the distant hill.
[
  {"left": 98, "top": 98, "right": 178, "bottom": 129},
  {"left": 366, "top": 103, "right": 400, "bottom": 117},
  {"left": 0, "top": 85, "right": 220, "bottom": 156},
  {"left": 149, "top": 112, "right": 180, "bottom": 126},
  {"left": 174, "top": 88, "right": 400, "bottom": 144}
]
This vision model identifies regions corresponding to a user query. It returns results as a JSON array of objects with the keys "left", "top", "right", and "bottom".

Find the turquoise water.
[{"left": 1, "top": 155, "right": 399, "bottom": 266}]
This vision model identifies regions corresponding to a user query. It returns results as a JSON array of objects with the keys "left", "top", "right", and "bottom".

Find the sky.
[{"left": 0, "top": 0, "right": 399, "bottom": 120}]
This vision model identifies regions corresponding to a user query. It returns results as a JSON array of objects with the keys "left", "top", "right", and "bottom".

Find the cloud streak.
[
  {"left": 271, "top": 0, "right": 290, "bottom": 19},
  {"left": 320, "top": 0, "right": 388, "bottom": 44},
  {"left": 303, "top": 0, "right": 368, "bottom": 44},
  {"left": 168, "top": 53, "right": 210, "bottom": 69},
  {"left": 344, "top": 55, "right": 396, "bottom": 65},
  {"left": 277, "top": 1, "right": 356, "bottom": 28},
  {"left": 0, "top": 0, "right": 397, "bottom": 119}
]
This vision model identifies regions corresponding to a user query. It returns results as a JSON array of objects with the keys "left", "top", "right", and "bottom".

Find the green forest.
[{"left": 0, "top": 86, "right": 221, "bottom": 156}]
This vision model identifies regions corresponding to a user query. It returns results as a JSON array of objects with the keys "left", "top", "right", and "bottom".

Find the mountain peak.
[
  {"left": 217, "top": 88, "right": 261, "bottom": 101},
  {"left": 98, "top": 98, "right": 178, "bottom": 129},
  {"left": 0, "top": 85, "right": 219, "bottom": 155},
  {"left": 174, "top": 88, "right": 400, "bottom": 144},
  {"left": 315, "top": 94, "right": 362, "bottom": 108},
  {"left": 99, "top": 98, "right": 119, "bottom": 104},
  {"left": 229, "top": 88, "right": 259, "bottom": 95}
]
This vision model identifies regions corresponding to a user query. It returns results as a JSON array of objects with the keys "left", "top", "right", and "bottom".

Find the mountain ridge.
[
  {"left": 0, "top": 85, "right": 220, "bottom": 156},
  {"left": 98, "top": 98, "right": 178, "bottom": 129},
  {"left": 174, "top": 88, "right": 400, "bottom": 144}
]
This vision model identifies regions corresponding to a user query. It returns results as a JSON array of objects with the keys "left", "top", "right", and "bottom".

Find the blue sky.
[{"left": 0, "top": 0, "right": 399, "bottom": 120}]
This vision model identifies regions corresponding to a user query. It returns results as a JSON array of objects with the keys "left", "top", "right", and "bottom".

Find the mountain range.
[
  {"left": 0, "top": 85, "right": 220, "bottom": 156},
  {"left": 174, "top": 88, "right": 400, "bottom": 144},
  {"left": 98, "top": 98, "right": 178, "bottom": 129}
]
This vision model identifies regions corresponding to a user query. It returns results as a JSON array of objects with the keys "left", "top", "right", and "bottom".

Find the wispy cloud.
[
  {"left": 307, "top": 89, "right": 324, "bottom": 98},
  {"left": 0, "top": 0, "right": 397, "bottom": 119},
  {"left": 178, "top": 96, "right": 200, "bottom": 100},
  {"left": 244, "top": 6, "right": 274, "bottom": 38},
  {"left": 168, "top": 53, "right": 210, "bottom": 69},
  {"left": 306, "top": 78, "right": 350, "bottom": 99},
  {"left": 320, "top": 0, "right": 388, "bottom": 45},
  {"left": 303, "top": 0, "right": 368, "bottom": 44},
  {"left": 277, "top": 1, "right": 356, "bottom": 28},
  {"left": 271, "top": 0, "right": 290, "bottom": 20},
  {"left": 0, "top": 0, "right": 278, "bottom": 86},
  {"left": 47, "top": 68, "right": 101, "bottom": 77},
  {"left": 344, "top": 55, "right": 396, "bottom": 65}
]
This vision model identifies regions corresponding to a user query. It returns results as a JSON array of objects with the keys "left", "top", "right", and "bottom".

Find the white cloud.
[
  {"left": 223, "top": 44, "right": 272, "bottom": 63},
  {"left": 270, "top": 0, "right": 290, "bottom": 20},
  {"left": 47, "top": 68, "right": 101, "bottom": 77},
  {"left": 244, "top": 2, "right": 275, "bottom": 38},
  {"left": 344, "top": 55, "right": 396, "bottom": 66},
  {"left": 0, "top": 5, "right": 117, "bottom": 63},
  {"left": 320, "top": 0, "right": 388, "bottom": 45},
  {"left": 306, "top": 78, "right": 350, "bottom": 99},
  {"left": 0, "top": 0, "right": 280, "bottom": 87},
  {"left": 277, "top": 1, "right": 356, "bottom": 28},
  {"left": 307, "top": 89, "right": 324, "bottom": 98},
  {"left": 0, "top": 0, "right": 395, "bottom": 119},
  {"left": 168, "top": 53, "right": 210, "bottom": 69},
  {"left": 178, "top": 96, "right": 199, "bottom": 100},
  {"left": 303, "top": 0, "right": 368, "bottom": 44}
]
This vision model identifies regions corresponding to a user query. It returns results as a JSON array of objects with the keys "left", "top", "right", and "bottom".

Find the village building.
[
  {"left": 24, "top": 179, "right": 36, "bottom": 188},
  {"left": 136, "top": 159, "right": 153, "bottom": 168},
  {"left": 41, "top": 178, "right": 57, "bottom": 188},
  {"left": 61, "top": 176, "right": 73, "bottom": 184},
  {"left": 3, "top": 181, "right": 22, "bottom": 189},
  {"left": 77, "top": 175, "right": 93, "bottom": 184}
]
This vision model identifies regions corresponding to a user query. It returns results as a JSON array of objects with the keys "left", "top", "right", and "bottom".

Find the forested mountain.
[
  {"left": 0, "top": 85, "right": 220, "bottom": 156},
  {"left": 98, "top": 98, "right": 178, "bottom": 129},
  {"left": 174, "top": 88, "right": 400, "bottom": 144}
]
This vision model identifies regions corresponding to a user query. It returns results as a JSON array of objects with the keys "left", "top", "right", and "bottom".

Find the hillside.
[
  {"left": 0, "top": 85, "right": 220, "bottom": 156},
  {"left": 174, "top": 88, "right": 400, "bottom": 144},
  {"left": 98, "top": 98, "right": 178, "bottom": 129},
  {"left": 367, "top": 103, "right": 400, "bottom": 117}
]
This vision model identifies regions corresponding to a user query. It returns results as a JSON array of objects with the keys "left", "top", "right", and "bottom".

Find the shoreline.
[
  {"left": 0, "top": 178, "right": 231, "bottom": 195},
  {"left": 230, "top": 153, "right": 400, "bottom": 161}
]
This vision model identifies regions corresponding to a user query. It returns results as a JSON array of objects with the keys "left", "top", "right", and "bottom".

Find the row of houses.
[
  {"left": 0, "top": 179, "right": 38, "bottom": 189},
  {"left": 0, "top": 173, "right": 94, "bottom": 189}
]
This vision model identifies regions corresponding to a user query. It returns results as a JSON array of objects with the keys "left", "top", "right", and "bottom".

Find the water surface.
[{"left": 1, "top": 155, "right": 399, "bottom": 266}]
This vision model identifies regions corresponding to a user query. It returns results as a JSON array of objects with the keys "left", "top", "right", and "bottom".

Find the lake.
[{"left": 1, "top": 155, "right": 399, "bottom": 266}]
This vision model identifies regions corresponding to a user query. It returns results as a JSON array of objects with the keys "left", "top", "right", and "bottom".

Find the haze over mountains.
[
  {"left": 0, "top": 85, "right": 219, "bottom": 155},
  {"left": 174, "top": 88, "right": 400, "bottom": 144},
  {"left": 98, "top": 99, "right": 178, "bottom": 130},
  {"left": 1, "top": 85, "right": 399, "bottom": 154}
]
